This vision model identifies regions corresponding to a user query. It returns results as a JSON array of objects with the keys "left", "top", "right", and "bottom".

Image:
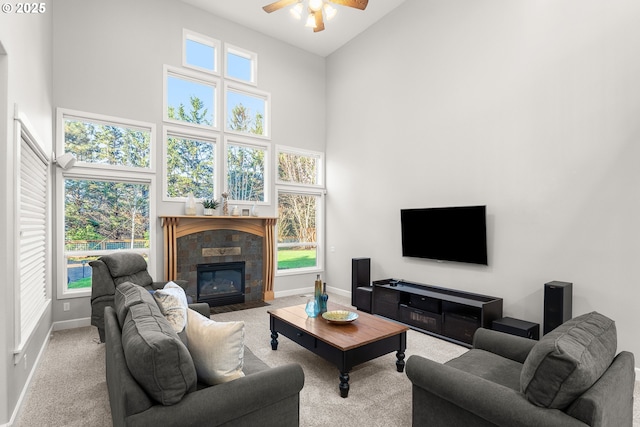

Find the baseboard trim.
[
  {"left": 8, "top": 323, "right": 53, "bottom": 427},
  {"left": 52, "top": 317, "right": 91, "bottom": 331}
]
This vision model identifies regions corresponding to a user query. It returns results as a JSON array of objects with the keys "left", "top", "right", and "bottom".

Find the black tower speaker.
[
  {"left": 543, "top": 281, "right": 573, "bottom": 335},
  {"left": 351, "top": 258, "right": 371, "bottom": 311}
]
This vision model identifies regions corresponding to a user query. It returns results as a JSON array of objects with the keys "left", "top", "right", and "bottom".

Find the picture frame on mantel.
[{"left": 242, "top": 208, "right": 250, "bottom": 216}]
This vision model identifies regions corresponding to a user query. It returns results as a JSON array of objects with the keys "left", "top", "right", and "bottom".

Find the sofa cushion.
[
  {"left": 121, "top": 303, "right": 197, "bottom": 405},
  {"left": 186, "top": 308, "right": 245, "bottom": 385},
  {"left": 101, "top": 252, "right": 153, "bottom": 287},
  {"left": 520, "top": 311, "right": 617, "bottom": 409},
  {"left": 153, "top": 282, "right": 189, "bottom": 334},
  {"left": 114, "top": 281, "right": 160, "bottom": 328}
]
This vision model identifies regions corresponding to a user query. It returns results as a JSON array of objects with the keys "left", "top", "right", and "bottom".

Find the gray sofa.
[
  {"left": 105, "top": 281, "right": 305, "bottom": 427},
  {"left": 406, "top": 312, "right": 635, "bottom": 427},
  {"left": 90, "top": 252, "right": 194, "bottom": 342}
]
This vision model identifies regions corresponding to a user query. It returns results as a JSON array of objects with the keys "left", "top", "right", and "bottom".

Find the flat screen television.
[{"left": 400, "top": 205, "right": 488, "bottom": 265}]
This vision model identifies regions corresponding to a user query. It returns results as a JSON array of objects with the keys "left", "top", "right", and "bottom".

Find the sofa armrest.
[
  {"left": 406, "top": 355, "right": 588, "bottom": 427},
  {"left": 126, "top": 363, "right": 305, "bottom": 427},
  {"left": 188, "top": 303, "right": 211, "bottom": 318},
  {"left": 473, "top": 327, "right": 537, "bottom": 364}
]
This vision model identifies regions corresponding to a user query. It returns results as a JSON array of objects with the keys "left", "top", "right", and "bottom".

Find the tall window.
[
  {"left": 276, "top": 147, "right": 324, "bottom": 273},
  {"left": 57, "top": 109, "right": 156, "bottom": 297},
  {"left": 63, "top": 179, "right": 150, "bottom": 290}
]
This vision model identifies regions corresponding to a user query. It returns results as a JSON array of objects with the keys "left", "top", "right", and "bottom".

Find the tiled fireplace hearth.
[{"left": 160, "top": 216, "right": 277, "bottom": 303}]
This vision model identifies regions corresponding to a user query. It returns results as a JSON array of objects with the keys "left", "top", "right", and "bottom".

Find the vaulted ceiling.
[{"left": 180, "top": 0, "right": 406, "bottom": 57}]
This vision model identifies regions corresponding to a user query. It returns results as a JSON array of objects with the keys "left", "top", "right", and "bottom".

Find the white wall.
[
  {"left": 52, "top": 0, "right": 326, "bottom": 322},
  {"left": 0, "top": 1, "right": 53, "bottom": 424},
  {"left": 326, "top": 0, "right": 640, "bottom": 362}
]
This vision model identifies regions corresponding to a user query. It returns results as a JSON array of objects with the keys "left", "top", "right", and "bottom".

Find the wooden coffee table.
[{"left": 268, "top": 302, "right": 408, "bottom": 398}]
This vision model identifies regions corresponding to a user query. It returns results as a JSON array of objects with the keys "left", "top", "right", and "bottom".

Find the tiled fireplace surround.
[{"left": 160, "top": 216, "right": 277, "bottom": 303}]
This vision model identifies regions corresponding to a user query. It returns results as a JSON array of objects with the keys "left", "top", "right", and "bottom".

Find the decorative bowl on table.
[{"left": 322, "top": 310, "right": 358, "bottom": 324}]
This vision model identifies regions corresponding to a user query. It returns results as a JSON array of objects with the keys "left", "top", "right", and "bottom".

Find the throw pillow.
[
  {"left": 121, "top": 303, "right": 197, "bottom": 405},
  {"left": 186, "top": 308, "right": 245, "bottom": 385},
  {"left": 520, "top": 311, "right": 617, "bottom": 409},
  {"left": 153, "top": 282, "right": 189, "bottom": 334}
]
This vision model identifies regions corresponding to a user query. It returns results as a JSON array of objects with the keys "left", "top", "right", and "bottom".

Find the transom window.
[
  {"left": 277, "top": 147, "right": 323, "bottom": 186},
  {"left": 225, "top": 44, "right": 257, "bottom": 85},
  {"left": 63, "top": 114, "right": 151, "bottom": 169},
  {"left": 183, "top": 29, "right": 220, "bottom": 75}
]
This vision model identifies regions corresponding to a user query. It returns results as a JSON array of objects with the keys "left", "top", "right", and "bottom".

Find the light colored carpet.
[{"left": 14, "top": 294, "right": 640, "bottom": 426}]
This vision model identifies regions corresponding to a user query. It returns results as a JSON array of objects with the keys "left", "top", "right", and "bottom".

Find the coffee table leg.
[
  {"left": 339, "top": 372, "right": 350, "bottom": 398},
  {"left": 396, "top": 351, "right": 406, "bottom": 372},
  {"left": 270, "top": 331, "right": 279, "bottom": 350}
]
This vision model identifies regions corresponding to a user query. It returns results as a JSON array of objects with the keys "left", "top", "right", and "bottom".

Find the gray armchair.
[
  {"left": 90, "top": 252, "right": 202, "bottom": 342},
  {"left": 406, "top": 312, "right": 635, "bottom": 427}
]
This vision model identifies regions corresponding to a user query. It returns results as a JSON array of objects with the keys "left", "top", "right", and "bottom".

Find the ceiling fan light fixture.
[
  {"left": 323, "top": 3, "right": 337, "bottom": 20},
  {"left": 290, "top": 2, "right": 303, "bottom": 19},
  {"left": 308, "top": 0, "right": 324, "bottom": 12},
  {"left": 305, "top": 12, "right": 317, "bottom": 28}
]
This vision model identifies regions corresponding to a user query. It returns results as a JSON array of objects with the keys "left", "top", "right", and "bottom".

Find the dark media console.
[{"left": 372, "top": 279, "right": 503, "bottom": 348}]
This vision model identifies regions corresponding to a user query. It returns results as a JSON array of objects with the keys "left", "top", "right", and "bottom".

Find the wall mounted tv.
[{"left": 400, "top": 205, "right": 488, "bottom": 265}]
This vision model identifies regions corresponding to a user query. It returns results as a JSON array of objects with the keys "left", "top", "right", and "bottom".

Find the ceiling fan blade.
[
  {"left": 263, "top": 0, "right": 299, "bottom": 13},
  {"left": 328, "top": 0, "right": 368, "bottom": 10},
  {"left": 313, "top": 10, "right": 325, "bottom": 32}
]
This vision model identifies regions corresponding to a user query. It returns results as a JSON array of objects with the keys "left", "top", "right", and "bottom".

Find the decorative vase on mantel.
[{"left": 184, "top": 192, "right": 196, "bottom": 216}]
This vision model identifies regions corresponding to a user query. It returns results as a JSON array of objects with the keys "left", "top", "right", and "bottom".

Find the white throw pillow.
[
  {"left": 153, "top": 282, "right": 188, "bottom": 333},
  {"left": 186, "top": 308, "right": 245, "bottom": 385}
]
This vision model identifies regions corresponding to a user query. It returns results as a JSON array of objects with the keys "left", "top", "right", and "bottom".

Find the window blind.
[{"left": 15, "top": 125, "right": 50, "bottom": 354}]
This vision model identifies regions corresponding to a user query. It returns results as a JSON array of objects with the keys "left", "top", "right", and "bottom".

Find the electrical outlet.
[{"left": 63, "top": 302, "right": 70, "bottom": 311}]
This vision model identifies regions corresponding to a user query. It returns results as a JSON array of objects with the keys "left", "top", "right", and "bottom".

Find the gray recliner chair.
[
  {"left": 90, "top": 251, "right": 201, "bottom": 342},
  {"left": 406, "top": 311, "right": 635, "bottom": 427}
]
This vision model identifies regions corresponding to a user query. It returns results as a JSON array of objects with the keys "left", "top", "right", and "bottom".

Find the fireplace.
[{"left": 197, "top": 262, "right": 246, "bottom": 307}]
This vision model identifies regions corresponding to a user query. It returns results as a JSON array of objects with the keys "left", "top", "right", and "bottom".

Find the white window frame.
[
  {"left": 56, "top": 109, "right": 157, "bottom": 299},
  {"left": 224, "top": 135, "right": 271, "bottom": 205},
  {"left": 275, "top": 146, "right": 325, "bottom": 276},
  {"left": 224, "top": 81, "right": 270, "bottom": 139},
  {"left": 162, "top": 125, "right": 219, "bottom": 202},
  {"left": 275, "top": 145, "right": 325, "bottom": 188},
  {"left": 183, "top": 29, "right": 221, "bottom": 76},
  {"left": 275, "top": 187, "right": 325, "bottom": 277},
  {"left": 58, "top": 108, "right": 155, "bottom": 173},
  {"left": 163, "top": 65, "right": 220, "bottom": 131},
  {"left": 224, "top": 43, "right": 258, "bottom": 86},
  {"left": 13, "top": 107, "right": 52, "bottom": 362}
]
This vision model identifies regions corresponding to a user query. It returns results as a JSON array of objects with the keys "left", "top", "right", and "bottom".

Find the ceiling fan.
[{"left": 262, "top": 0, "right": 369, "bottom": 32}]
